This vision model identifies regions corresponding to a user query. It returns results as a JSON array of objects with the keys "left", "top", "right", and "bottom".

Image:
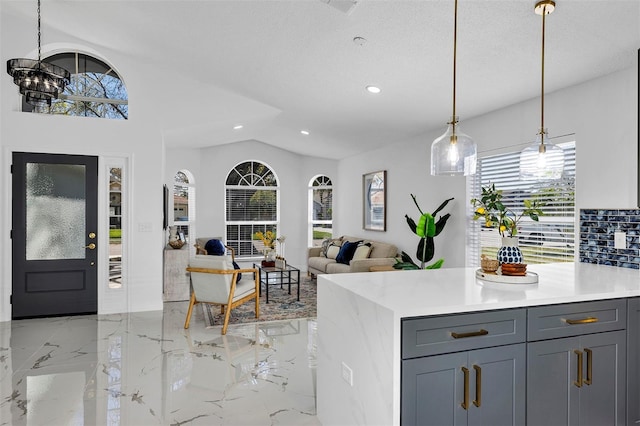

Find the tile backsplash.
[{"left": 580, "top": 209, "right": 640, "bottom": 269}]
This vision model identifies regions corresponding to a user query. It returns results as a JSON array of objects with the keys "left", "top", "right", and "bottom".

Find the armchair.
[{"left": 184, "top": 255, "right": 260, "bottom": 335}]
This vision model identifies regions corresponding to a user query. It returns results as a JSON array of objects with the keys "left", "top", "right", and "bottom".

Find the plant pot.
[{"left": 497, "top": 236, "right": 523, "bottom": 264}]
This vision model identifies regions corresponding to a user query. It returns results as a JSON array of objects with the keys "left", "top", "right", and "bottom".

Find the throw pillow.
[
  {"left": 204, "top": 239, "right": 225, "bottom": 256},
  {"left": 321, "top": 238, "right": 331, "bottom": 257},
  {"left": 352, "top": 242, "right": 372, "bottom": 261},
  {"left": 232, "top": 260, "right": 242, "bottom": 282},
  {"left": 326, "top": 244, "right": 341, "bottom": 259},
  {"left": 336, "top": 240, "right": 361, "bottom": 265}
]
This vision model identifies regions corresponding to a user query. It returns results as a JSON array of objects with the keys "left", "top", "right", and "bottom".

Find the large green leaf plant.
[{"left": 395, "top": 195, "right": 454, "bottom": 270}]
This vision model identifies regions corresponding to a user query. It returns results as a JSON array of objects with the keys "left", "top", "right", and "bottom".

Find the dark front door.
[{"left": 12, "top": 152, "right": 98, "bottom": 319}]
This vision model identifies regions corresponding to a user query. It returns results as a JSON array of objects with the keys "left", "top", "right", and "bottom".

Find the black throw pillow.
[
  {"left": 336, "top": 240, "right": 361, "bottom": 265},
  {"left": 232, "top": 260, "right": 242, "bottom": 282},
  {"left": 204, "top": 239, "right": 225, "bottom": 256}
]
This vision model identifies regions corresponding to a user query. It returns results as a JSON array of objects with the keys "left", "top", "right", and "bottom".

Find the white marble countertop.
[{"left": 318, "top": 262, "right": 640, "bottom": 319}]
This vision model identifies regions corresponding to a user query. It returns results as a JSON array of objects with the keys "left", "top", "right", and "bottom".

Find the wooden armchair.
[{"left": 184, "top": 255, "right": 259, "bottom": 335}]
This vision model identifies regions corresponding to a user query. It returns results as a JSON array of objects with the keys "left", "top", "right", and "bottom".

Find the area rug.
[{"left": 202, "top": 276, "right": 317, "bottom": 328}]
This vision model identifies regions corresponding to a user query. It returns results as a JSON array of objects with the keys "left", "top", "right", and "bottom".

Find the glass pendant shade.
[
  {"left": 519, "top": 131, "right": 565, "bottom": 180},
  {"left": 431, "top": 118, "right": 477, "bottom": 176}
]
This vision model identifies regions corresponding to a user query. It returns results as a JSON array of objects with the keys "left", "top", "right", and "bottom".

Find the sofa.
[{"left": 307, "top": 235, "right": 398, "bottom": 275}]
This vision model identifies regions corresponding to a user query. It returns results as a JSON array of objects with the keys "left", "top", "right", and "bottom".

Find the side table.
[
  {"left": 163, "top": 246, "right": 190, "bottom": 301},
  {"left": 253, "top": 263, "right": 301, "bottom": 303}
]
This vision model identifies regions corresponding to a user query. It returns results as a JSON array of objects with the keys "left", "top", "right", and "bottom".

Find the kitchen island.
[{"left": 316, "top": 263, "right": 640, "bottom": 425}]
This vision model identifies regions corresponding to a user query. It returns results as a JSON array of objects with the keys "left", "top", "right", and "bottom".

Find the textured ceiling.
[{"left": 2, "top": 0, "right": 639, "bottom": 159}]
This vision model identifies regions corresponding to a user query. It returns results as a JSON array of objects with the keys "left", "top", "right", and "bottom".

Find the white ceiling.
[{"left": 2, "top": 0, "right": 639, "bottom": 159}]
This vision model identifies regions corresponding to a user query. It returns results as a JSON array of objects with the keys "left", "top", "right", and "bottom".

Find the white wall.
[
  {"left": 1, "top": 6, "right": 166, "bottom": 321},
  {"left": 166, "top": 140, "right": 338, "bottom": 269},
  {"left": 335, "top": 65, "right": 638, "bottom": 268}
]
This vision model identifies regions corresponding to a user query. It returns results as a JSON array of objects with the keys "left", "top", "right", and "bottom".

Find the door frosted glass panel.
[{"left": 26, "top": 163, "right": 86, "bottom": 260}]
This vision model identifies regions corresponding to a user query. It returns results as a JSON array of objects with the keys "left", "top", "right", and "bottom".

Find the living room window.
[
  {"left": 467, "top": 140, "right": 576, "bottom": 266},
  {"left": 308, "top": 175, "right": 332, "bottom": 247},
  {"left": 173, "top": 170, "right": 195, "bottom": 244},
  {"left": 225, "top": 161, "right": 279, "bottom": 258},
  {"left": 25, "top": 52, "right": 128, "bottom": 119}
]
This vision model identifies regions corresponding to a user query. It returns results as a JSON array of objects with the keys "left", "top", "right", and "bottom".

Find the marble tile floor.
[{"left": 0, "top": 301, "right": 321, "bottom": 426}]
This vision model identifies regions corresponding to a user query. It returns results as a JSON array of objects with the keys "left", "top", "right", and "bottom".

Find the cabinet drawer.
[
  {"left": 527, "top": 299, "right": 626, "bottom": 342},
  {"left": 402, "top": 308, "right": 526, "bottom": 359}
]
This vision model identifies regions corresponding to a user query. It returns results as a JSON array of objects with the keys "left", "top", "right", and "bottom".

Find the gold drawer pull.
[
  {"left": 461, "top": 366, "right": 469, "bottom": 410},
  {"left": 574, "top": 350, "right": 583, "bottom": 388},
  {"left": 451, "top": 329, "right": 489, "bottom": 339},
  {"left": 565, "top": 317, "right": 599, "bottom": 325}
]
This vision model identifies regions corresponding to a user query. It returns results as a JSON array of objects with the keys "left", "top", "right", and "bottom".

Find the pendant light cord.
[
  {"left": 37, "top": 0, "right": 42, "bottom": 63},
  {"left": 451, "top": 0, "right": 458, "bottom": 132},
  {"left": 540, "top": 2, "right": 546, "bottom": 136}
]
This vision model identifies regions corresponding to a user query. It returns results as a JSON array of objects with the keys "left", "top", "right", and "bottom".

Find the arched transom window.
[{"left": 26, "top": 52, "right": 128, "bottom": 119}]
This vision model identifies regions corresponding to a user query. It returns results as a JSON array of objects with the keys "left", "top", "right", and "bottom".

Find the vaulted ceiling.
[{"left": 2, "top": 0, "right": 639, "bottom": 159}]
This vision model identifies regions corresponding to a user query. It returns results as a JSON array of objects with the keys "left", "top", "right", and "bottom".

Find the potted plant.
[
  {"left": 396, "top": 195, "right": 453, "bottom": 270},
  {"left": 470, "top": 184, "right": 544, "bottom": 264}
]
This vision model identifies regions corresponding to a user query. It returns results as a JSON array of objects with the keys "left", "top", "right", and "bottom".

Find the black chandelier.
[{"left": 6, "top": 0, "right": 70, "bottom": 106}]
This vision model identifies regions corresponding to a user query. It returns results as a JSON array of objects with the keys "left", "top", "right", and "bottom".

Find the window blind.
[
  {"left": 225, "top": 161, "right": 279, "bottom": 258},
  {"left": 467, "top": 141, "right": 575, "bottom": 266}
]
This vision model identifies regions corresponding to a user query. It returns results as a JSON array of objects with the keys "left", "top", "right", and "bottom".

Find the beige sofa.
[{"left": 307, "top": 235, "right": 398, "bottom": 275}]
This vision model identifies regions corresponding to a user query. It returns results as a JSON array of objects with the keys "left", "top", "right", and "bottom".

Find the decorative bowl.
[
  {"left": 168, "top": 239, "right": 185, "bottom": 249},
  {"left": 480, "top": 255, "right": 499, "bottom": 273}
]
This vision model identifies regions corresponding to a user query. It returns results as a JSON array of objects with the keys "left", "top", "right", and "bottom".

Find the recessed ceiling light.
[
  {"left": 366, "top": 85, "right": 381, "bottom": 94},
  {"left": 301, "top": 130, "right": 310, "bottom": 135},
  {"left": 233, "top": 124, "right": 243, "bottom": 130}
]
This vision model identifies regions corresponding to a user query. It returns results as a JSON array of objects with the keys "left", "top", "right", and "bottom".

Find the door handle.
[
  {"left": 84, "top": 243, "right": 96, "bottom": 250},
  {"left": 473, "top": 364, "right": 482, "bottom": 407},
  {"left": 461, "top": 366, "right": 470, "bottom": 410},
  {"left": 584, "top": 348, "right": 592, "bottom": 385},
  {"left": 574, "top": 350, "right": 583, "bottom": 388}
]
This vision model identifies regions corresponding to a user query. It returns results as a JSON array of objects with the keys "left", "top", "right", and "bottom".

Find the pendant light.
[
  {"left": 6, "top": 0, "right": 70, "bottom": 106},
  {"left": 519, "top": 0, "right": 565, "bottom": 180},
  {"left": 431, "top": 0, "right": 477, "bottom": 176}
]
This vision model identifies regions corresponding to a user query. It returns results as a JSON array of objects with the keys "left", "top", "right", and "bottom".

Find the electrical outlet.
[
  {"left": 615, "top": 231, "right": 627, "bottom": 249},
  {"left": 341, "top": 361, "right": 353, "bottom": 386}
]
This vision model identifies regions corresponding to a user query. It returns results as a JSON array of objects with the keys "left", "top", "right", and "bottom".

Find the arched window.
[
  {"left": 308, "top": 175, "right": 333, "bottom": 246},
  {"left": 225, "top": 161, "right": 279, "bottom": 258},
  {"left": 25, "top": 52, "right": 128, "bottom": 119},
  {"left": 173, "top": 170, "right": 195, "bottom": 242}
]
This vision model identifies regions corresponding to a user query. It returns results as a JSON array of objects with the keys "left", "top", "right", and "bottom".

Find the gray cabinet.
[
  {"left": 402, "top": 344, "right": 525, "bottom": 426},
  {"left": 527, "top": 299, "right": 627, "bottom": 426},
  {"left": 627, "top": 297, "right": 640, "bottom": 424},
  {"left": 401, "top": 309, "right": 526, "bottom": 426}
]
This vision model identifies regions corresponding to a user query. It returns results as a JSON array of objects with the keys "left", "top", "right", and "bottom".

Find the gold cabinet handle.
[
  {"left": 564, "top": 317, "right": 599, "bottom": 325},
  {"left": 473, "top": 365, "right": 482, "bottom": 408},
  {"left": 84, "top": 243, "right": 96, "bottom": 250},
  {"left": 461, "top": 366, "right": 469, "bottom": 410},
  {"left": 451, "top": 329, "right": 489, "bottom": 339},
  {"left": 574, "top": 350, "right": 583, "bottom": 388},
  {"left": 584, "top": 348, "right": 593, "bottom": 385}
]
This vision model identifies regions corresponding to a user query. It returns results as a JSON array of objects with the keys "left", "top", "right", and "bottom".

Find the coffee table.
[{"left": 253, "top": 263, "right": 301, "bottom": 303}]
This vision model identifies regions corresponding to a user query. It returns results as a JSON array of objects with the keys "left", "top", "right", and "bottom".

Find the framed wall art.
[{"left": 363, "top": 170, "right": 386, "bottom": 231}]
